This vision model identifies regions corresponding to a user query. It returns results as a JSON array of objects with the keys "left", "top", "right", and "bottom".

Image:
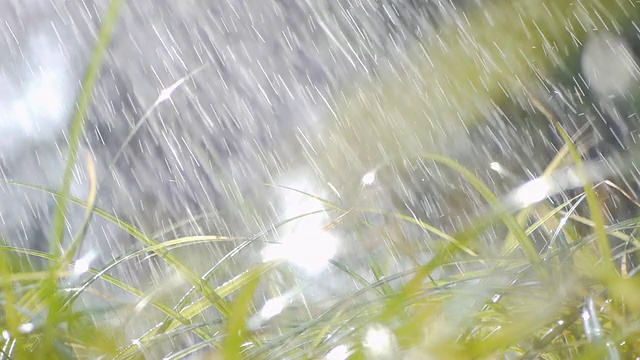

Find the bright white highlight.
[
  {"left": 361, "top": 170, "right": 377, "bottom": 186},
  {"left": 73, "top": 251, "right": 97, "bottom": 275},
  {"left": 17, "top": 323, "right": 34, "bottom": 334},
  {"left": 510, "top": 178, "right": 552, "bottom": 208},
  {"left": 325, "top": 344, "right": 351, "bottom": 360},
  {"left": 259, "top": 295, "right": 289, "bottom": 320},
  {"left": 264, "top": 170, "right": 340, "bottom": 274},
  {"left": 362, "top": 324, "right": 397, "bottom": 358},
  {"left": 0, "top": 32, "right": 75, "bottom": 153},
  {"left": 247, "top": 292, "right": 297, "bottom": 330},
  {"left": 262, "top": 229, "right": 337, "bottom": 274}
]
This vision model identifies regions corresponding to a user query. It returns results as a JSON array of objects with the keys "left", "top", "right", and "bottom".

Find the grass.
[{"left": 2, "top": 0, "right": 640, "bottom": 359}]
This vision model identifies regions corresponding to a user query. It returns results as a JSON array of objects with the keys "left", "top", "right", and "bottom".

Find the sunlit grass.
[
  {"left": 5, "top": 149, "right": 640, "bottom": 358},
  {"left": 2, "top": 0, "right": 640, "bottom": 359}
]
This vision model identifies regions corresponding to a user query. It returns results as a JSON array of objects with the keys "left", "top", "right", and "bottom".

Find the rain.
[{"left": 2, "top": 0, "right": 640, "bottom": 358}]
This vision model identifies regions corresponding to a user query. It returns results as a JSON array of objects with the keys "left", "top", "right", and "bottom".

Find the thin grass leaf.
[
  {"left": 152, "top": 209, "right": 332, "bottom": 339},
  {"left": 529, "top": 95, "right": 614, "bottom": 274},
  {"left": 0, "top": 246, "right": 24, "bottom": 359},
  {"left": 2, "top": 180, "right": 238, "bottom": 334},
  {"left": 360, "top": 208, "right": 478, "bottom": 256},
  {"left": 0, "top": 246, "right": 214, "bottom": 346},
  {"left": 38, "top": 0, "right": 124, "bottom": 356},
  {"left": 222, "top": 267, "right": 261, "bottom": 360}
]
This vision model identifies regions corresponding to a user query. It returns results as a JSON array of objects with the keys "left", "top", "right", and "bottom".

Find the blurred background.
[{"left": 2, "top": 0, "right": 640, "bottom": 358}]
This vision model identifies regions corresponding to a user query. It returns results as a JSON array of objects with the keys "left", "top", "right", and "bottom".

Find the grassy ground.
[{"left": 3, "top": 0, "right": 640, "bottom": 359}]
